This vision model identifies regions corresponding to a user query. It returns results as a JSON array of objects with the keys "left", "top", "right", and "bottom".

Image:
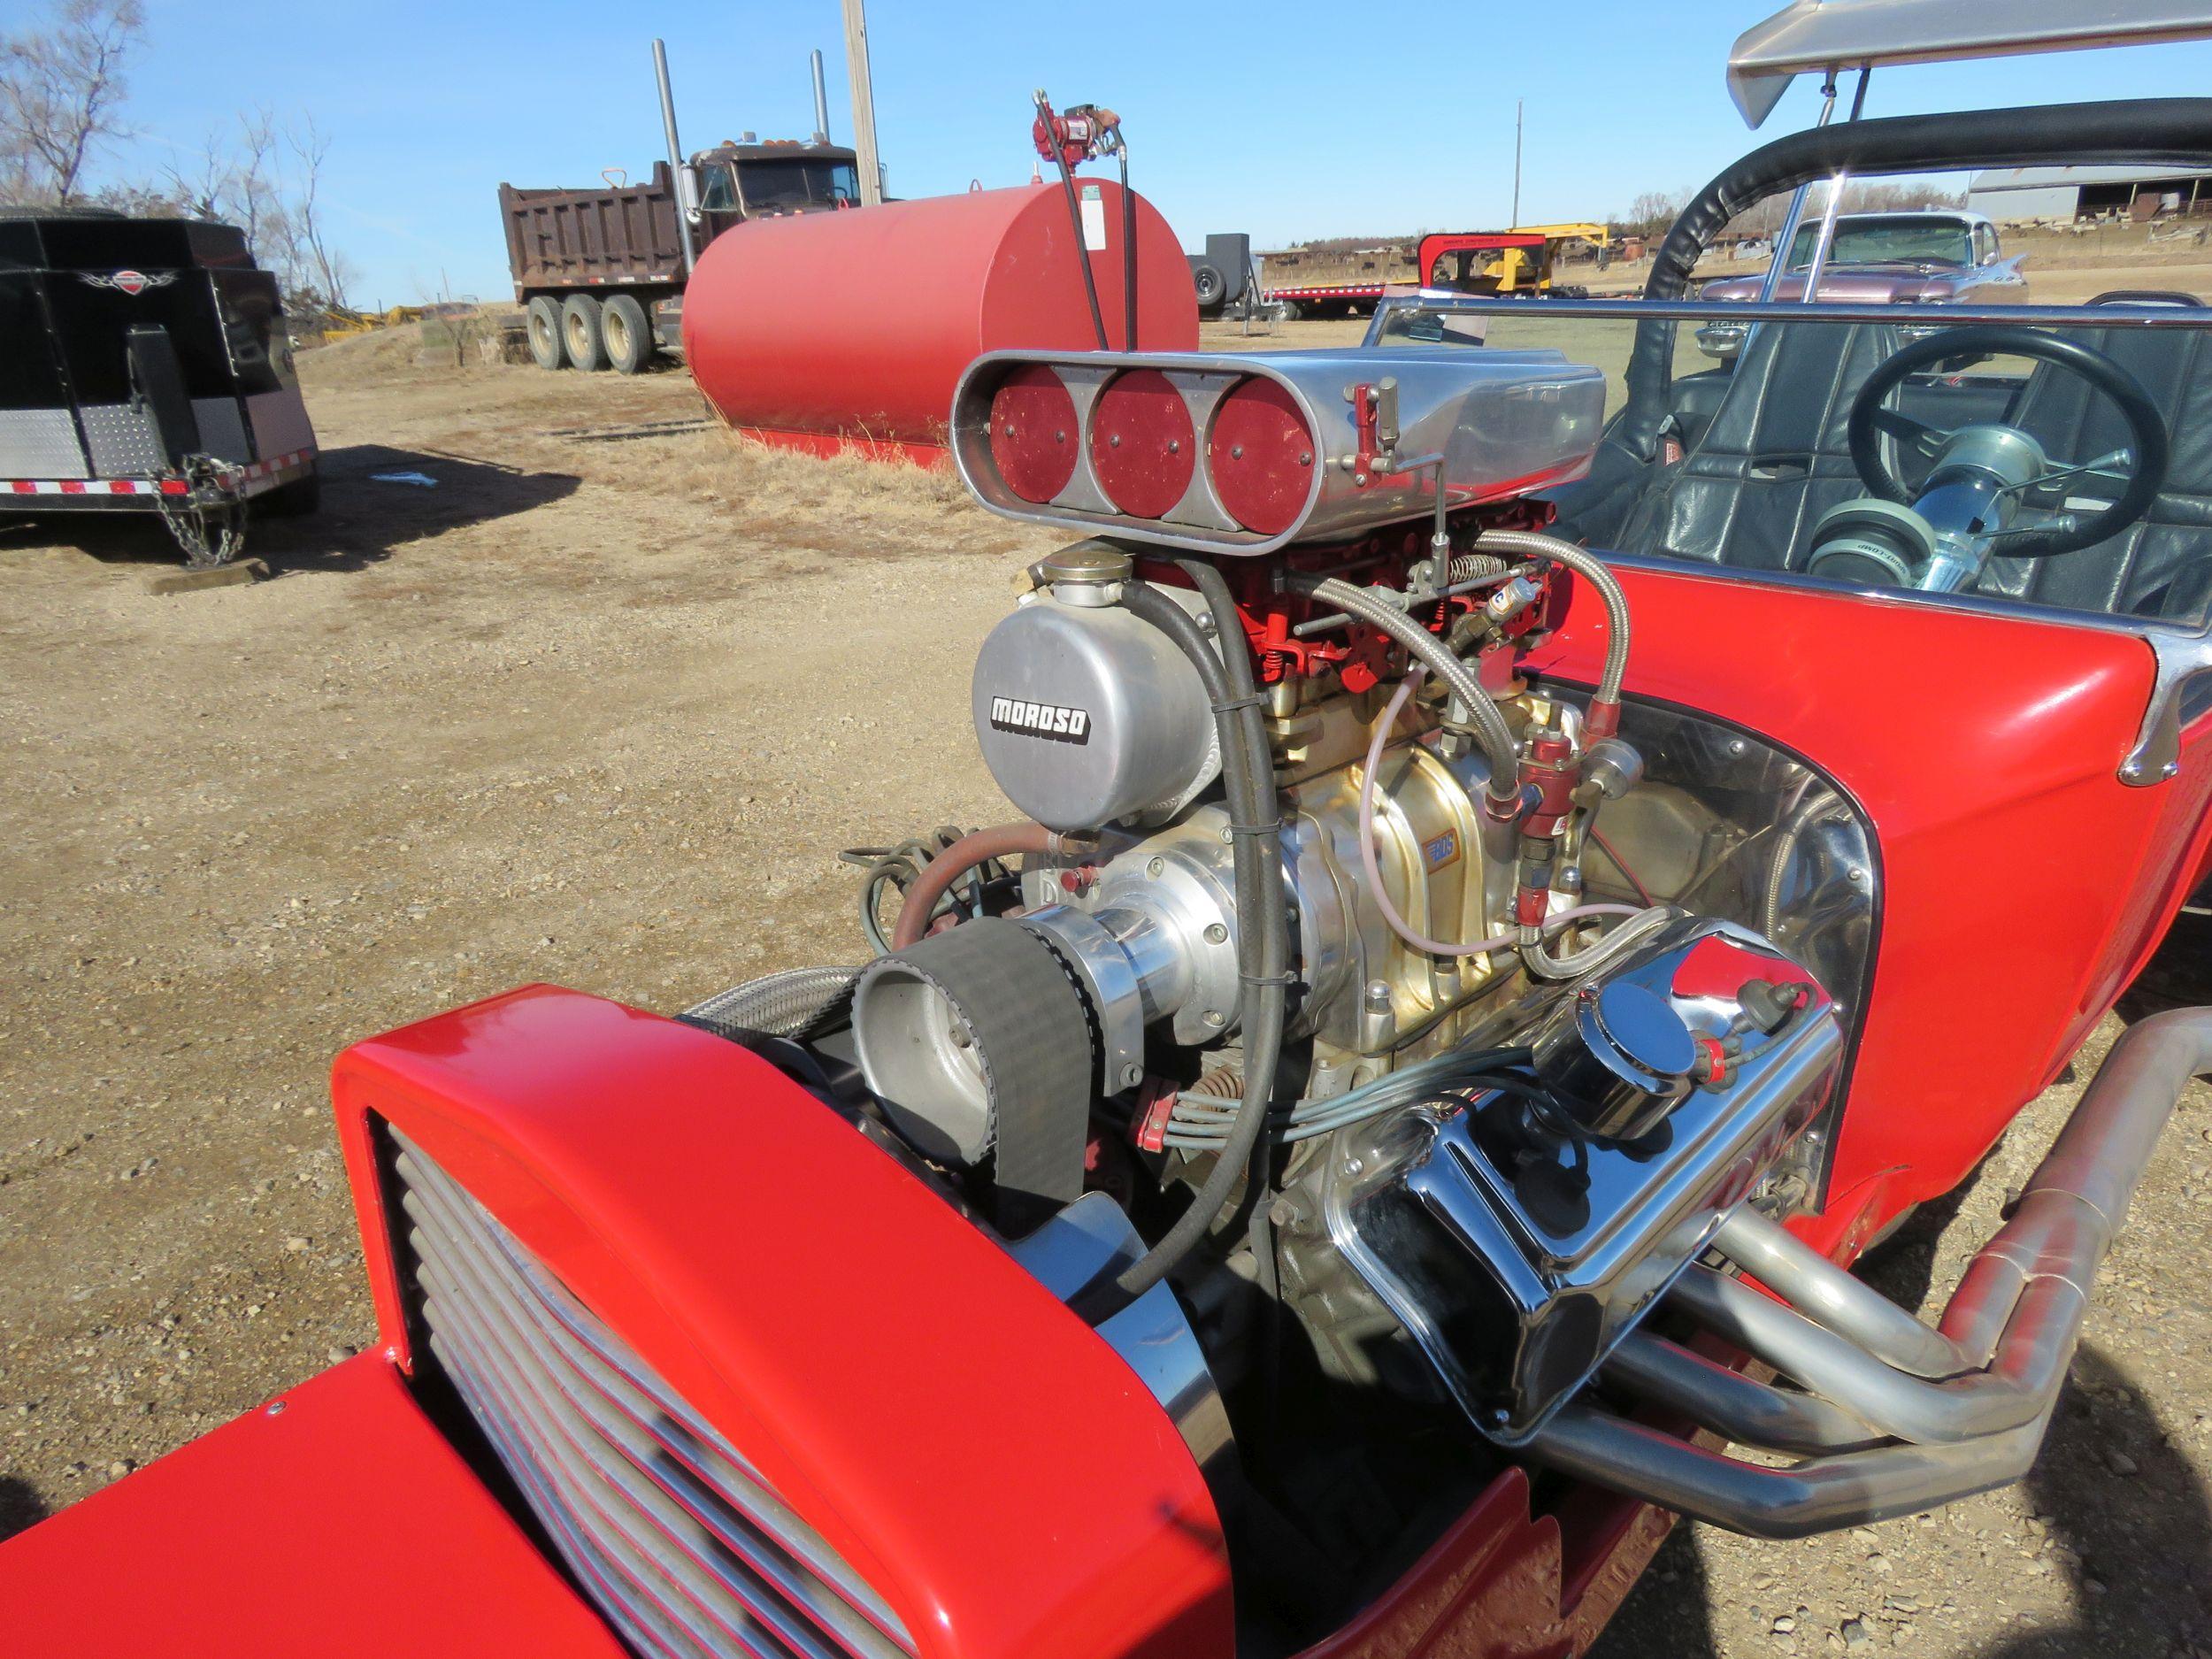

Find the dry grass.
[{"left": 558, "top": 426, "right": 999, "bottom": 555}]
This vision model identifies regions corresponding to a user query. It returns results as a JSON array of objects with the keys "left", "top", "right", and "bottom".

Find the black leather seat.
[
  {"left": 1589, "top": 316, "right": 2212, "bottom": 626},
  {"left": 1607, "top": 321, "right": 1902, "bottom": 572},
  {"left": 1977, "top": 325, "right": 2212, "bottom": 625}
]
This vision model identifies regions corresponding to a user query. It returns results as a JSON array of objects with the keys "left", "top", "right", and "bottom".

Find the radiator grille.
[{"left": 392, "top": 1132, "right": 915, "bottom": 1659}]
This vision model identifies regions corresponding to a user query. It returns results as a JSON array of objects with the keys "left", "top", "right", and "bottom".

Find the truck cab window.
[{"left": 696, "top": 165, "right": 739, "bottom": 212}]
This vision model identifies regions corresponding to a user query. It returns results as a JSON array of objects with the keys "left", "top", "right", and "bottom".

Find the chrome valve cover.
[{"left": 1319, "top": 917, "right": 1845, "bottom": 1442}]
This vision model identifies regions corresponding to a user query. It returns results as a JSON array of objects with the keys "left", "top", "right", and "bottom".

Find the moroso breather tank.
[{"left": 681, "top": 181, "right": 1196, "bottom": 457}]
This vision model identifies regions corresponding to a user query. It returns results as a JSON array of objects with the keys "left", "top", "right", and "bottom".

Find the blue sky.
[{"left": 96, "top": 1, "right": 2212, "bottom": 305}]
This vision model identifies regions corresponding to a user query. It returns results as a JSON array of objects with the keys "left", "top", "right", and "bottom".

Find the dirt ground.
[{"left": 2, "top": 326, "right": 2208, "bottom": 1659}]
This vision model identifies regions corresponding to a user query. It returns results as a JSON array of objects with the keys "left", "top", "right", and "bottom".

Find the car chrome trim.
[
  {"left": 392, "top": 1133, "right": 916, "bottom": 1659},
  {"left": 1537, "top": 1005, "right": 2212, "bottom": 1536},
  {"left": 1432, "top": 296, "right": 2212, "bottom": 329}
]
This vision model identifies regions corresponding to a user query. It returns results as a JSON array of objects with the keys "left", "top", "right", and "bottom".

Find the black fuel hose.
[
  {"left": 1046, "top": 127, "right": 1110, "bottom": 352},
  {"left": 1118, "top": 147, "right": 1137, "bottom": 350},
  {"left": 1082, "top": 569, "right": 1287, "bottom": 1319}
]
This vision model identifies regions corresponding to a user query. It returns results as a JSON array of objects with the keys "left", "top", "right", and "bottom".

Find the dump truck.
[{"left": 500, "top": 45, "right": 864, "bottom": 374}]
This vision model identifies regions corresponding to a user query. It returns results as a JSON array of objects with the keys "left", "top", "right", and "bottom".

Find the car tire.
[
  {"left": 1191, "top": 262, "right": 1225, "bottom": 310},
  {"left": 526, "top": 296, "right": 565, "bottom": 370},
  {"left": 561, "top": 295, "right": 609, "bottom": 372},
  {"left": 602, "top": 293, "right": 654, "bottom": 374}
]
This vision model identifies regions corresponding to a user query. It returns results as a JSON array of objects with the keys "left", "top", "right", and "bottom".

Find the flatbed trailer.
[{"left": 1263, "top": 231, "right": 1580, "bottom": 319}]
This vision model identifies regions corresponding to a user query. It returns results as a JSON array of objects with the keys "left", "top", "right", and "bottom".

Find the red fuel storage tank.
[{"left": 682, "top": 181, "right": 1197, "bottom": 461}]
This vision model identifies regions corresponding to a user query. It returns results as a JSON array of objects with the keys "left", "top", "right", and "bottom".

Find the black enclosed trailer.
[{"left": 0, "top": 209, "right": 318, "bottom": 565}]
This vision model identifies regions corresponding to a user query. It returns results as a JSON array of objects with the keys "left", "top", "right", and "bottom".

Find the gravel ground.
[{"left": 2, "top": 334, "right": 2208, "bottom": 1656}]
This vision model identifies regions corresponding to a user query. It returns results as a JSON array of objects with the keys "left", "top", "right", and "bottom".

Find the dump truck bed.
[{"left": 498, "top": 161, "right": 688, "bottom": 298}]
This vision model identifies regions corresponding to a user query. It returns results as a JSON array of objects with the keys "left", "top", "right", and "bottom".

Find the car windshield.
[
  {"left": 1364, "top": 296, "right": 2212, "bottom": 631},
  {"left": 1785, "top": 216, "right": 1973, "bottom": 268}
]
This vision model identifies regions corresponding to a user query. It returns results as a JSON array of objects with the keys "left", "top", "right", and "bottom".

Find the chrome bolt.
[
  {"left": 1203, "top": 922, "right": 1229, "bottom": 945},
  {"left": 1147, "top": 856, "right": 1166, "bottom": 877},
  {"left": 1202, "top": 1009, "right": 1225, "bottom": 1027},
  {"left": 1168, "top": 439, "right": 1181, "bottom": 453},
  {"left": 1002, "top": 423, "right": 1016, "bottom": 437},
  {"left": 1297, "top": 451, "right": 1313, "bottom": 466},
  {"left": 1109, "top": 433, "right": 1121, "bottom": 447},
  {"left": 1341, "top": 1157, "right": 1363, "bottom": 1177},
  {"left": 1728, "top": 739, "right": 1747, "bottom": 756},
  {"left": 1230, "top": 444, "right": 1245, "bottom": 459},
  {"left": 1054, "top": 429, "right": 1066, "bottom": 443},
  {"left": 265, "top": 1400, "right": 287, "bottom": 1417},
  {"left": 1847, "top": 866, "right": 1867, "bottom": 884}
]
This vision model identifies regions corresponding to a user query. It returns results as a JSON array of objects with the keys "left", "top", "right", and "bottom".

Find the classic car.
[{"left": 4, "top": 4, "right": 2210, "bottom": 1659}]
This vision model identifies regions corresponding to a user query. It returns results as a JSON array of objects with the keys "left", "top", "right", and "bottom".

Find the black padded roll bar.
[{"left": 1615, "top": 97, "right": 2212, "bottom": 460}]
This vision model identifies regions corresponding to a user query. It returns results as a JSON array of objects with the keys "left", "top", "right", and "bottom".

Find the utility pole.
[
  {"left": 841, "top": 0, "right": 885, "bottom": 206},
  {"left": 1512, "top": 99, "right": 1524, "bottom": 227}
]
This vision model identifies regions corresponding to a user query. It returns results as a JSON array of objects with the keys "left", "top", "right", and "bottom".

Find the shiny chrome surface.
[
  {"left": 1020, "top": 903, "right": 1187, "bottom": 1092},
  {"left": 1004, "top": 1191, "right": 1235, "bottom": 1476},
  {"left": 1713, "top": 1206, "right": 1970, "bottom": 1378},
  {"left": 1320, "top": 917, "right": 1845, "bottom": 1442},
  {"left": 1442, "top": 296, "right": 2212, "bottom": 328},
  {"left": 1532, "top": 1006, "right": 2212, "bottom": 1536},
  {"left": 1601, "top": 1329, "right": 1886, "bottom": 1455},
  {"left": 1728, "top": 0, "right": 2212, "bottom": 127},
  {"left": 952, "top": 347, "right": 1606, "bottom": 555},
  {"left": 393, "top": 1133, "right": 914, "bottom": 1659}
]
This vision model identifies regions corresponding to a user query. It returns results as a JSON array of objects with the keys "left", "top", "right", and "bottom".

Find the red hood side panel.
[
  {"left": 1524, "top": 565, "right": 2211, "bottom": 1241},
  {"left": 0, "top": 1353, "right": 629, "bottom": 1659},
  {"left": 330, "top": 985, "right": 1234, "bottom": 1659}
]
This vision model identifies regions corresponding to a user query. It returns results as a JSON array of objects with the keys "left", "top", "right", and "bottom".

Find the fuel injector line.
[
  {"left": 1087, "top": 571, "right": 1288, "bottom": 1321},
  {"left": 1471, "top": 529, "right": 1632, "bottom": 734},
  {"left": 1284, "top": 573, "right": 1522, "bottom": 805}
]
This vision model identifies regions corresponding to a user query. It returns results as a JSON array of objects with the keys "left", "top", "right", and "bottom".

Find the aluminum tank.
[{"left": 681, "top": 182, "right": 1197, "bottom": 459}]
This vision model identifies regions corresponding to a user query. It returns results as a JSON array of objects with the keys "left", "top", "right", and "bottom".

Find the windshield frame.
[{"left": 1378, "top": 293, "right": 2212, "bottom": 779}]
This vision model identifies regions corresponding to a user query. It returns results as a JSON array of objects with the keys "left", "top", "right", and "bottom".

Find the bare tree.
[
  {"left": 160, "top": 106, "right": 280, "bottom": 250},
  {"left": 280, "top": 114, "right": 351, "bottom": 310},
  {"left": 0, "top": 0, "right": 146, "bottom": 204}
]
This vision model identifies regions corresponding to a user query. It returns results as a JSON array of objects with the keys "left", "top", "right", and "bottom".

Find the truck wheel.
[
  {"left": 561, "top": 295, "right": 609, "bottom": 372},
  {"left": 1273, "top": 299, "right": 1302, "bottom": 322},
  {"left": 602, "top": 294, "right": 653, "bottom": 374},
  {"left": 1191, "top": 262, "right": 1226, "bottom": 310},
  {"left": 526, "top": 296, "right": 565, "bottom": 370}
]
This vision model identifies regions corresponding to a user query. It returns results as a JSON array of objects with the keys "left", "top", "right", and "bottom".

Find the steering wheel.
[{"left": 1846, "top": 325, "right": 2171, "bottom": 559}]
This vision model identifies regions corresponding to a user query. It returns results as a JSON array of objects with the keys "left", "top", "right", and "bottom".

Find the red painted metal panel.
[
  {"left": 1521, "top": 565, "right": 2212, "bottom": 1249},
  {"left": 0, "top": 1354, "right": 629, "bottom": 1658},
  {"left": 329, "top": 985, "right": 1233, "bottom": 1659},
  {"left": 683, "top": 182, "right": 1196, "bottom": 454},
  {"left": 1291, "top": 1465, "right": 1675, "bottom": 1659}
]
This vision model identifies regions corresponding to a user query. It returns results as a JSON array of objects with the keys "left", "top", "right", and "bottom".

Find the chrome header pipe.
[{"left": 1530, "top": 1006, "right": 2212, "bottom": 1537}]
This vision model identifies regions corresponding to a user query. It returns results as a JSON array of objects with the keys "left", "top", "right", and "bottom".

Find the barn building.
[{"left": 1966, "top": 164, "right": 2212, "bottom": 223}]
